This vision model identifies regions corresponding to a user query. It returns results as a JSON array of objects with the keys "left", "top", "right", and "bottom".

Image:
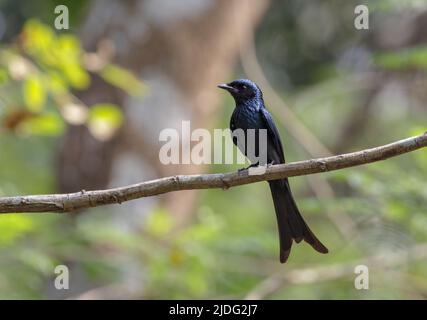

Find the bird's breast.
[{"left": 231, "top": 106, "right": 264, "bottom": 131}]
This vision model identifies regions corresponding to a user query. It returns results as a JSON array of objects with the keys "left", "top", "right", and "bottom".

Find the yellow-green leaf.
[
  {"left": 0, "top": 67, "right": 9, "bottom": 84},
  {"left": 22, "top": 19, "right": 55, "bottom": 55},
  {"left": 88, "top": 103, "right": 123, "bottom": 140},
  {"left": 62, "top": 63, "right": 90, "bottom": 89},
  {"left": 18, "top": 112, "right": 65, "bottom": 136},
  {"left": 100, "top": 64, "right": 146, "bottom": 96},
  {"left": 23, "top": 75, "right": 46, "bottom": 112},
  {"left": 146, "top": 209, "right": 174, "bottom": 236},
  {"left": 0, "top": 215, "right": 34, "bottom": 245}
]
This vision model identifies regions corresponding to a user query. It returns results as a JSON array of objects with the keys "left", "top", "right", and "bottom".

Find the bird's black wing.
[
  {"left": 229, "top": 116, "right": 238, "bottom": 147},
  {"left": 259, "top": 107, "right": 285, "bottom": 162}
]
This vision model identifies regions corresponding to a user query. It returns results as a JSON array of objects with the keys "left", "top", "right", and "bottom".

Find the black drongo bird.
[{"left": 218, "top": 79, "right": 328, "bottom": 263}]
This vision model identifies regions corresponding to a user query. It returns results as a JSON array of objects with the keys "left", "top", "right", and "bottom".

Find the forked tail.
[{"left": 268, "top": 179, "right": 328, "bottom": 263}]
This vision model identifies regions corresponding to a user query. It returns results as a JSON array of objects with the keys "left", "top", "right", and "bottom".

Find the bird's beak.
[{"left": 217, "top": 83, "right": 237, "bottom": 93}]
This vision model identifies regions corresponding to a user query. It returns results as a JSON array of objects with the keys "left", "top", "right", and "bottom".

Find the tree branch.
[{"left": 1, "top": 133, "right": 426, "bottom": 214}]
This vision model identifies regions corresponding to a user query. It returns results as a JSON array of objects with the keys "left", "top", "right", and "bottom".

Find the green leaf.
[
  {"left": 0, "top": 67, "right": 9, "bottom": 84},
  {"left": 146, "top": 209, "right": 174, "bottom": 236},
  {"left": 385, "top": 201, "right": 408, "bottom": 221},
  {"left": 0, "top": 215, "right": 34, "bottom": 245},
  {"left": 18, "top": 112, "right": 65, "bottom": 136},
  {"left": 23, "top": 75, "right": 46, "bottom": 112},
  {"left": 88, "top": 103, "right": 123, "bottom": 140},
  {"left": 56, "top": 34, "right": 81, "bottom": 64},
  {"left": 47, "top": 71, "right": 67, "bottom": 94},
  {"left": 22, "top": 19, "right": 55, "bottom": 56},
  {"left": 62, "top": 63, "right": 90, "bottom": 89},
  {"left": 100, "top": 64, "right": 146, "bottom": 96},
  {"left": 375, "top": 46, "right": 427, "bottom": 70}
]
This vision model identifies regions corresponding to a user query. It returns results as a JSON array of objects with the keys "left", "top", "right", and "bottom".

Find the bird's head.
[{"left": 217, "top": 79, "right": 263, "bottom": 103}]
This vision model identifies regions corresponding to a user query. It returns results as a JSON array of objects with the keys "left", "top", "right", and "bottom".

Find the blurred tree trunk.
[{"left": 57, "top": 0, "right": 270, "bottom": 224}]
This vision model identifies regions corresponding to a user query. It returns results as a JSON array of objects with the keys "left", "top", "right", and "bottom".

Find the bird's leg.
[{"left": 238, "top": 162, "right": 259, "bottom": 173}]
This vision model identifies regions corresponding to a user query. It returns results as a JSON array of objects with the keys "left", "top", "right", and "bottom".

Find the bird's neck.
[{"left": 235, "top": 97, "right": 264, "bottom": 110}]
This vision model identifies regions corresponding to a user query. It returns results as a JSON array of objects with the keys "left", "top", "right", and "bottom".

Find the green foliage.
[
  {"left": 0, "top": 19, "right": 146, "bottom": 298},
  {"left": 0, "top": 215, "right": 34, "bottom": 245},
  {"left": 100, "top": 65, "right": 146, "bottom": 96},
  {"left": 375, "top": 46, "right": 427, "bottom": 71},
  {"left": 19, "top": 112, "right": 65, "bottom": 136},
  {"left": 146, "top": 208, "right": 174, "bottom": 236},
  {"left": 23, "top": 75, "right": 46, "bottom": 112},
  {"left": 0, "top": 20, "right": 145, "bottom": 140},
  {"left": 22, "top": 20, "right": 90, "bottom": 90}
]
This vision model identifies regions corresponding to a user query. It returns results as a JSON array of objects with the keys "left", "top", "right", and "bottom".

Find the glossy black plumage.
[{"left": 218, "top": 79, "right": 328, "bottom": 263}]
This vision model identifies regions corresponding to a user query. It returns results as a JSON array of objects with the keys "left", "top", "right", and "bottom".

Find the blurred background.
[{"left": 0, "top": 0, "right": 426, "bottom": 299}]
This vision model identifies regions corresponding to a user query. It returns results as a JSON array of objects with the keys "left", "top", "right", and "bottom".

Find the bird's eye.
[{"left": 242, "top": 85, "right": 247, "bottom": 89}]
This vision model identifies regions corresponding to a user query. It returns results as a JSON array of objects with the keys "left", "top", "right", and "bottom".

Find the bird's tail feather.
[{"left": 268, "top": 179, "right": 328, "bottom": 263}]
